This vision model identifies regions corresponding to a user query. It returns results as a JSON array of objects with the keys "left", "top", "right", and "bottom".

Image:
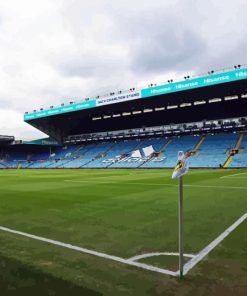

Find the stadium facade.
[{"left": 1, "top": 65, "right": 247, "bottom": 169}]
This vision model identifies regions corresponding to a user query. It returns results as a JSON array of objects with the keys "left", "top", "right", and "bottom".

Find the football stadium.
[{"left": 0, "top": 65, "right": 247, "bottom": 295}]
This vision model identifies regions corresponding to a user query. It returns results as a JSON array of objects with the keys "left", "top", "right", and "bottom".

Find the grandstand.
[
  {"left": 1, "top": 131, "right": 246, "bottom": 169},
  {"left": 1, "top": 65, "right": 247, "bottom": 295},
  {"left": 1, "top": 65, "right": 247, "bottom": 169}
]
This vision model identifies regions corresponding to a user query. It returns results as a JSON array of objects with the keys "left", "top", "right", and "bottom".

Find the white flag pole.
[
  {"left": 178, "top": 176, "right": 184, "bottom": 278},
  {"left": 172, "top": 150, "right": 189, "bottom": 278}
]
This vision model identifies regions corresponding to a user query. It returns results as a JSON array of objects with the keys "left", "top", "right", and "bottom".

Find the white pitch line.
[
  {"left": 184, "top": 184, "right": 247, "bottom": 190},
  {"left": 128, "top": 252, "right": 195, "bottom": 262},
  {"left": 64, "top": 180, "right": 247, "bottom": 190},
  {"left": 183, "top": 212, "right": 247, "bottom": 275},
  {"left": 220, "top": 172, "right": 247, "bottom": 179},
  {"left": 0, "top": 226, "right": 177, "bottom": 276},
  {"left": 64, "top": 179, "right": 115, "bottom": 183},
  {"left": 64, "top": 179, "right": 115, "bottom": 184},
  {"left": 221, "top": 177, "right": 247, "bottom": 179},
  {"left": 0, "top": 174, "right": 22, "bottom": 176}
]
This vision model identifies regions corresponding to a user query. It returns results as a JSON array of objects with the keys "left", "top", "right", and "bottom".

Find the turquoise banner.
[
  {"left": 141, "top": 67, "right": 247, "bottom": 98},
  {"left": 24, "top": 67, "right": 247, "bottom": 121},
  {"left": 23, "top": 137, "right": 60, "bottom": 146},
  {"left": 24, "top": 100, "right": 96, "bottom": 121}
]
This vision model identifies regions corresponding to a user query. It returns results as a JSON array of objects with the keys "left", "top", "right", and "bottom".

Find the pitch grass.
[{"left": 0, "top": 169, "right": 246, "bottom": 295}]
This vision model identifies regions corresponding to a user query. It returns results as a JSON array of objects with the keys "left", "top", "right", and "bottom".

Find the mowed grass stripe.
[
  {"left": 0, "top": 168, "right": 246, "bottom": 295},
  {"left": 64, "top": 179, "right": 247, "bottom": 190}
]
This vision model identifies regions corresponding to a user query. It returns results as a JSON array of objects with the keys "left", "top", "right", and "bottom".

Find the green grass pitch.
[{"left": 0, "top": 168, "right": 246, "bottom": 295}]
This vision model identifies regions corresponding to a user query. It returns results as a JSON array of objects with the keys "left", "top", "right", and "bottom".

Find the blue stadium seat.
[{"left": 1, "top": 132, "right": 246, "bottom": 169}]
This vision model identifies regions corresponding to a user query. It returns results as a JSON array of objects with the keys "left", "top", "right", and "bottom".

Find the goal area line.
[{"left": 0, "top": 212, "right": 246, "bottom": 277}]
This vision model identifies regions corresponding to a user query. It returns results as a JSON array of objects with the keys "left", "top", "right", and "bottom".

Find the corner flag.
[
  {"left": 171, "top": 151, "right": 189, "bottom": 179},
  {"left": 171, "top": 151, "right": 191, "bottom": 278}
]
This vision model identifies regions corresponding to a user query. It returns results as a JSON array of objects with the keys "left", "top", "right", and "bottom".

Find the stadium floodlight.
[
  {"left": 167, "top": 105, "right": 178, "bottom": 109},
  {"left": 225, "top": 96, "right": 238, "bottom": 101},
  {"left": 155, "top": 107, "right": 165, "bottom": 111},
  {"left": 194, "top": 100, "right": 206, "bottom": 105},
  {"left": 209, "top": 98, "right": 222, "bottom": 103},
  {"left": 180, "top": 103, "right": 192, "bottom": 108},
  {"left": 132, "top": 110, "right": 142, "bottom": 114}
]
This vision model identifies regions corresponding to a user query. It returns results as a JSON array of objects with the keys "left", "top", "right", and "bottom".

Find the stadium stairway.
[
  {"left": 82, "top": 142, "right": 117, "bottom": 168},
  {"left": 228, "top": 133, "right": 247, "bottom": 167},
  {"left": 140, "top": 138, "right": 174, "bottom": 168},
  {"left": 137, "top": 138, "right": 171, "bottom": 168},
  {"left": 110, "top": 138, "right": 168, "bottom": 168},
  {"left": 160, "top": 139, "right": 172, "bottom": 152},
  {"left": 193, "top": 135, "right": 206, "bottom": 152},
  {"left": 50, "top": 144, "right": 98, "bottom": 168},
  {"left": 223, "top": 133, "right": 244, "bottom": 168},
  {"left": 78, "top": 142, "right": 116, "bottom": 168},
  {"left": 106, "top": 139, "right": 144, "bottom": 168},
  {"left": 0, "top": 162, "right": 8, "bottom": 168},
  {"left": 1, "top": 132, "right": 246, "bottom": 169},
  {"left": 56, "top": 145, "right": 86, "bottom": 168},
  {"left": 56, "top": 142, "right": 112, "bottom": 168},
  {"left": 189, "top": 133, "right": 238, "bottom": 167},
  {"left": 59, "top": 144, "right": 97, "bottom": 168},
  {"left": 160, "top": 136, "right": 199, "bottom": 167}
]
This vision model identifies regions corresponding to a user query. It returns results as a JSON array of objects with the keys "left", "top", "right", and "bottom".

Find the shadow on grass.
[{"left": 0, "top": 253, "right": 102, "bottom": 296}]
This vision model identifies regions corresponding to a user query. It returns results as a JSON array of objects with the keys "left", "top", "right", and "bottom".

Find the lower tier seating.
[{"left": 1, "top": 132, "right": 246, "bottom": 168}]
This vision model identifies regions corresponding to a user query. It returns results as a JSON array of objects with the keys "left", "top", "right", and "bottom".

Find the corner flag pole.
[
  {"left": 172, "top": 150, "right": 189, "bottom": 278},
  {"left": 178, "top": 176, "right": 184, "bottom": 278}
]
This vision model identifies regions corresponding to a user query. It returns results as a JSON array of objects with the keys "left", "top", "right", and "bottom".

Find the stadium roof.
[
  {"left": 22, "top": 137, "right": 61, "bottom": 146},
  {"left": 24, "top": 66, "right": 247, "bottom": 142},
  {"left": 0, "top": 135, "right": 15, "bottom": 145}
]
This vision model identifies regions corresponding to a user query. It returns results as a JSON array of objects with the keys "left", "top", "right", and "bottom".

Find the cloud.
[
  {"left": 0, "top": 0, "right": 246, "bottom": 139},
  {"left": 129, "top": 26, "right": 206, "bottom": 75},
  {"left": 0, "top": 109, "right": 46, "bottom": 139}
]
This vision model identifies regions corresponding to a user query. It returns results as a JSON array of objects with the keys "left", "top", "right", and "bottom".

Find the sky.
[{"left": 0, "top": 0, "right": 246, "bottom": 139}]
